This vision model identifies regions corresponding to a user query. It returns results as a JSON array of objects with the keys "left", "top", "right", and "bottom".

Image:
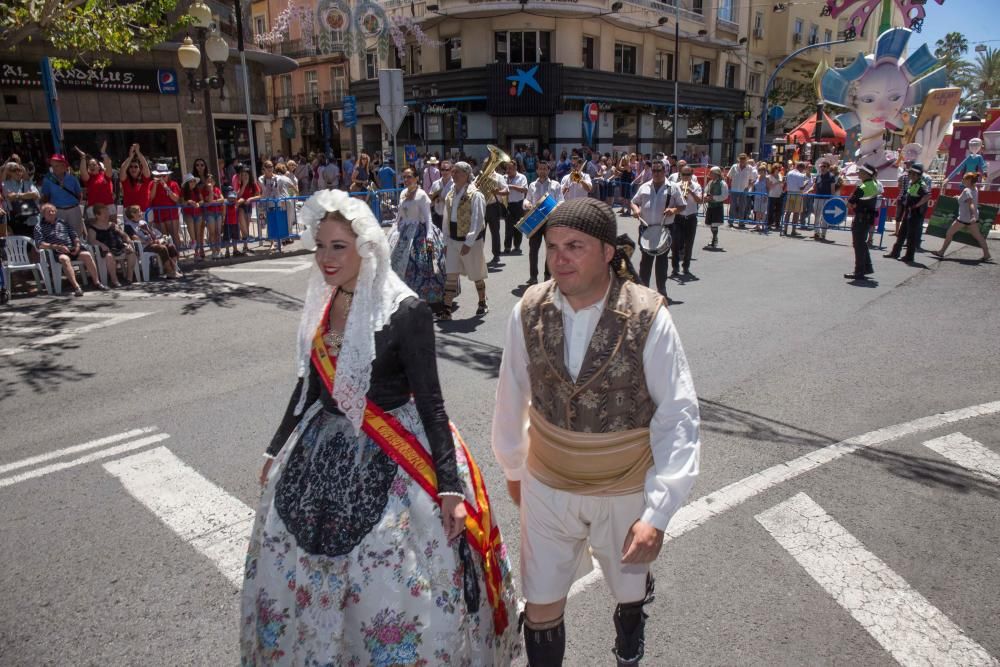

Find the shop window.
[
  {"left": 655, "top": 52, "right": 674, "bottom": 81},
  {"left": 445, "top": 38, "right": 462, "bottom": 70},
  {"left": 365, "top": 50, "right": 378, "bottom": 79},
  {"left": 582, "top": 36, "right": 596, "bottom": 70},
  {"left": 724, "top": 63, "right": 738, "bottom": 89},
  {"left": 495, "top": 31, "right": 551, "bottom": 64},
  {"left": 614, "top": 114, "right": 637, "bottom": 145},
  {"left": 614, "top": 43, "right": 637, "bottom": 75},
  {"left": 691, "top": 59, "right": 711, "bottom": 85}
]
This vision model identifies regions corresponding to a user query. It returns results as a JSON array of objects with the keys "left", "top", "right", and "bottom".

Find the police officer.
[
  {"left": 845, "top": 163, "right": 882, "bottom": 281},
  {"left": 884, "top": 162, "right": 930, "bottom": 263}
]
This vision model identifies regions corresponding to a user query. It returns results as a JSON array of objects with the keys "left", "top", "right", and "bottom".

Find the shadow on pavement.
[
  {"left": 0, "top": 343, "right": 93, "bottom": 400},
  {"left": 701, "top": 398, "right": 999, "bottom": 498},
  {"left": 435, "top": 331, "right": 502, "bottom": 378},
  {"left": 174, "top": 275, "right": 304, "bottom": 315}
]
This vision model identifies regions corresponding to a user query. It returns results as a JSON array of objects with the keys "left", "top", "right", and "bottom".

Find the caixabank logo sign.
[{"left": 488, "top": 63, "right": 562, "bottom": 116}]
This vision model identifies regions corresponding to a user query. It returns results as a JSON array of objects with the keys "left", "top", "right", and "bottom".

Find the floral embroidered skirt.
[
  {"left": 241, "top": 402, "right": 520, "bottom": 666},
  {"left": 388, "top": 221, "right": 447, "bottom": 305}
]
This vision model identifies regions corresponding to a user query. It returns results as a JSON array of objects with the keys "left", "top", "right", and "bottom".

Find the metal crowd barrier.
[{"left": 725, "top": 190, "right": 886, "bottom": 247}]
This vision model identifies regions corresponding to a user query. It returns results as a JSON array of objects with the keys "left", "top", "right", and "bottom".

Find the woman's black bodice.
[{"left": 267, "top": 297, "right": 461, "bottom": 493}]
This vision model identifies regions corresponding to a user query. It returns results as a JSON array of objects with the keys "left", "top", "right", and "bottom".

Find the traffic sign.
[
  {"left": 582, "top": 101, "right": 599, "bottom": 147},
  {"left": 377, "top": 69, "right": 407, "bottom": 135},
  {"left": 587, "top": 102, "right": 599, "bottom": 124},
  {"left": 343, "top": 95, "right": 357, "bottom": 128},
  {"left": 770, "top": 106, "right": 785, "bottom": 121},
  {"left": 823, "top": 197, "right": 848, "bottom": 226}
]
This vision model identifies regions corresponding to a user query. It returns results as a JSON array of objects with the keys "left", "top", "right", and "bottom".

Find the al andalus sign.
[{"left": 0, "top": 62, "right": 179, "bottom": 94}]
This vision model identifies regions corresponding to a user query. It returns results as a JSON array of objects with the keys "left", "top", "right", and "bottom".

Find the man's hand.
[
  {"left": 621, "top": 519, "right": 664, "bottom": 564},
  {"left": 460, "top": 244, "right": 471, "bottom": 256},
  {"left": 506, "top": 479, "right": 521, "bottom": 506}
]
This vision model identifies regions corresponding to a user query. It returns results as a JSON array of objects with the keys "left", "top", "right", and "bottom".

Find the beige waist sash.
[{"left": 526, "top": 406, "right": 653, "bottom": 496}]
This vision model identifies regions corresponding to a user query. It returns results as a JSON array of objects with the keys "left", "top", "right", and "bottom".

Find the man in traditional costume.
[
  {"left": 440, "top": 161, "right": 489, "bottom": 319},
  {"left": 491, "top": 198, "right": 701, "bottom": 666}
]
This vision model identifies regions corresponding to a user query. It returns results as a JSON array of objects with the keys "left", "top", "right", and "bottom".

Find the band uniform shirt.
[
  {"left": 631, "top": 181, "right": 675, "bottom": 226},
  {"left": 485, "top": 172, "right": 508, "bottom": 205},
  {"left": 492, "top": 277, "right": 701, "bottom": 531},
  {"left": 446, "top": 184, "right": 486, "bottom": 246},
  {"left": 676, "top": 179, "right": 702, "bottom": 217},
  {"left": 526, "top": 178, "right": 562, "bottom": 208},
  {"left": 430, "top": 177, "right": 453, "bottom": 219},
  {"left": 505, "top": 172, "right": 528, "bottom": 203},
  {"left": 560, "top": 172, "right": 593, "bottom": 201}
]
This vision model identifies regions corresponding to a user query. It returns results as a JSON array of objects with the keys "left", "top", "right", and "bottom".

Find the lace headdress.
[{"left": 294, "top": 189, "right": 415, "bottom": 432}]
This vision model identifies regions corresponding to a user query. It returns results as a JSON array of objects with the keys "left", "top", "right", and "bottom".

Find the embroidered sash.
[{"left": 310, "top": 300, "right": 509, "bottom": 634}]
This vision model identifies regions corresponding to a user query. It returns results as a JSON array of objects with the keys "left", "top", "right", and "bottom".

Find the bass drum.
[{"left": 639, "top": 222, "right": 671, "bottom": 256}]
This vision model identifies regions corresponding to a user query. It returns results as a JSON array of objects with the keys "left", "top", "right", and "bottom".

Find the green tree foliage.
[
  {"left": 933, "top": 31, "right": 973, "bottom": 89},
  {"left": 0, "top": 0, "right": 190, "bottom": 66},
  {"left": 956, "top": 47, "right": 1000, "bottom": 117}
]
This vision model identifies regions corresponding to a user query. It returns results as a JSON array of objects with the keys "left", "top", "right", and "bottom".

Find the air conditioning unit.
[
  {"left": 331, "top": 110, "right": 343, "bottom": 122},
  {"left": 753, "top": 27, "right": 764, "bottom": 39}
]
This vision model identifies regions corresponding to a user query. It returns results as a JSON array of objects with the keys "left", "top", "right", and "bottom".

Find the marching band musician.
[
  {"left": 703, "top": 166, "right": 729, "bottom": 251},
  {"left": 524, "top": 161, "right": 562, "bottom": 285},
  {"left": 671, "top": 165, "right": 703, "bottom": 279},
  {"left": 491, "top": 197, "right": 700, "bottom": 667},
  {"left": 439, "top": 161, "right": 490, "bottom": 320},
  {"left": 484, "top": 163, "right": 510, "bottom": 265},
  {"left": 630, "top": 160, "right": 674, "bottom": 301},
  {"left": 428, "top": 159, "right": 453, "bottom": 231},
  {"left": 561, "top": 153, "right": 593, "bottom": 201},
  {"left": 504, "top": 161, "right": 529, "bottom": 255}
]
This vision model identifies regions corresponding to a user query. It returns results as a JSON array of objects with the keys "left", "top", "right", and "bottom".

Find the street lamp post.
[
  {"left": 757, "top": 34, "right": 855, "bottom": 158},
  {"left": 177, "top": 0, "right": 229, "bottom": 179}
]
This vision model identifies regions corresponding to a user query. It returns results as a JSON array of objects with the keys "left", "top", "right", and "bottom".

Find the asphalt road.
[{"left": 2, "top": 219, "right": 998, "bottom": 666}]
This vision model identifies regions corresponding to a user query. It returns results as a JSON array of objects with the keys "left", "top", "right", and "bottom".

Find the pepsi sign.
[{"left": 157, "top": 69, "right": 179, "bottom": 95}]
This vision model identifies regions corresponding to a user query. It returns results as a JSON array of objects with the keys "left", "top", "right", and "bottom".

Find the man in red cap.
[{"left": 40, "top": 153, "right": 84, "bottom": 237}]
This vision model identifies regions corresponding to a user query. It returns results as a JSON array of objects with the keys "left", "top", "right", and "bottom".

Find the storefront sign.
[
  {"left": 0, "top": 62, "right": 178, "bottom": 94},
  {"left": 488, "top": 63, "right": 562, "bottom": 116},
  {"left": 343, "top": 95, "right": 357, "bottom": 128}
]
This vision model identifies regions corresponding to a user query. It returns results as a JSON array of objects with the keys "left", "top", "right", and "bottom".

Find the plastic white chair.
[
  {"left": 46, "top": 244, "right": 93, "bottom": 295},
  {"left": 2, "top": 235, "right": 53, "bottom": 295},
  {"left": 136, "top": 240, "right": 164, "bottom": 282},
  {"left": 90, "top": 242, "right": 141, "bottom": 285}
]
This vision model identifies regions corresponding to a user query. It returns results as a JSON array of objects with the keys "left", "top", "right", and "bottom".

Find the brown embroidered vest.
[
  {"left": 445, "top": 187, "right": 475, "bottom": 241},
  {"left": 520, "top": 276, "right": 662, "bottom": 434}
]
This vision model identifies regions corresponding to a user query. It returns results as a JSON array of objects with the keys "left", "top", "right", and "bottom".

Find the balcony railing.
[
  {"left": 264, "top": 37, "right": 345, "bottom": 60},
  {"left": 280, "top": 90, "right": 346, "bottom": 113}
]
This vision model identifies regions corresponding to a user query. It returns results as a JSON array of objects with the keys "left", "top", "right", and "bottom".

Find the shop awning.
[{"left": 786, "top": 112, "right": 846, "bottom": 145}]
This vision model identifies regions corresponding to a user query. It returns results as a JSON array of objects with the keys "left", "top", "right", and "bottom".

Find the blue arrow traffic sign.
[{"left": 823, "top": 197, "right": 848, "bottom": 226}]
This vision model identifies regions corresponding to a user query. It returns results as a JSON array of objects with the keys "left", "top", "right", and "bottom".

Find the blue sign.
[
  {"left": 582, "top": 101, "right": 598, "bottom": 147},
  {"left": 823, "top": 197, "right": 848, "bottom": 226},
  {"left": 156, "top": 69, "right": 178, "bottom": 94},
  {"left": 404, "top": 144, "right": 418, "bottom": 163},
  {"left": 343, "top": 95, "right": 357, "bottom": 128},
  {"left": 40, "top": 57, "right": 63, "bottom": 154},
  {"left": 769, "top": 106, "right": 784, "bottom": 121},
  {"left": 506, "top": 65, "right": 543, "bottom": 96}
]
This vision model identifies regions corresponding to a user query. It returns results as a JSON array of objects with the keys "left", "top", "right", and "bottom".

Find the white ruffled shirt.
[
  {"left": 491, "top": 280, "right": 701, "bottom": 531},
  {"left": 395, "top": 188, "right": 434, "bottom": 239}
]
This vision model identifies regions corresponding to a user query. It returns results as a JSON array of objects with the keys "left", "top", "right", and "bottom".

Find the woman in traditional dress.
[
  {"left": 387, "top": 167, "right": 446, "bottom": 308},
  {"left": 241, "top": 189, "right": 519, "bottom": 666}
]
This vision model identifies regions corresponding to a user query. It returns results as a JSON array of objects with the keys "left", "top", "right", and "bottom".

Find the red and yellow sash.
[{"left": 311, "top": 300, "right": 509, "bottom": 635}]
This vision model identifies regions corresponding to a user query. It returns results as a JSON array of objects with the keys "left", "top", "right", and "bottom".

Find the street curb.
[{"left": 176, "top": 246, "right": 313, "bottom": 271}]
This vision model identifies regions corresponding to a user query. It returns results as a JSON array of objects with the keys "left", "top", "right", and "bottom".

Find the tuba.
[{"left": 474, "top": 144, "right": 511, "bottom": 198}]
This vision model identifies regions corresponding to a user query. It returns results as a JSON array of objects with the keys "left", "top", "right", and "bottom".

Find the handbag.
[{"left": 12, "top": 183, "right": 40, "bottom": 226}]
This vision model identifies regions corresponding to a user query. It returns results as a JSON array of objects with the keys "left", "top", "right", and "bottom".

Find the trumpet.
[
  {"left": 571, "top": 170, "right": 583, "bottom": 183},
  {"left": 681, "top": 178, "right": 691, "bottom": 200}
]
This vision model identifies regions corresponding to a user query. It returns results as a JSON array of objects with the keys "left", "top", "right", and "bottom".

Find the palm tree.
[
  {"left": 934, "top": 32, "right": 972, "bottom": 89},
  {"left": 957, "top": 47, "right": 1000, "bottom": 116}
]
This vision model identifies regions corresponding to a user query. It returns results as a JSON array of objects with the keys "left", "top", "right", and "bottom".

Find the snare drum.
[
  {"left": 639, "top": 222, "right": 671, "bottom": 256},
  {"left": 516, "top": 195, "right": 558, "bottom": 238}
]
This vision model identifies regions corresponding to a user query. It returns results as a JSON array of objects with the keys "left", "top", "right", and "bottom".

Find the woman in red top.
[
  {"left": 200, "top": 174, "right": 224, "bottom": 259},
  {"left": 77, "top": 142, "right": 114, "bottom": 218},
  {"left": 235, "top": 169, "right": 261, "bottom": 255},
  {"left": 120, "top": 143, "right": 153, "bottom": 212},
  {"left": 149, "top": 163, "right": 183, "bottom": 243},
  {"left": 180, "top": 172, "right": 204, "bottom": 257}
]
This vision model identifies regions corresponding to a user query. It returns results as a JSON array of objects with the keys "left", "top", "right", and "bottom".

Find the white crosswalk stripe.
[
  {"left": 923, "top": 432, "right": 1000, "bottom": 482},
  {"left": 210, "top": 259, "right": 311, "bottom": 274},
  {"left": 0, "top": 311, "right": 153, "bottom": 356},
  {"left": 103, "top": 446, "right": 255, "bottom": 588},
  {"left": 756, "top": 492, "right": 998, "bottom": 667}
]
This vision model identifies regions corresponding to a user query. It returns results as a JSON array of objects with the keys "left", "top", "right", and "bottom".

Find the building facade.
[
  {"left": 0, "top": 0, "right": 295, "bottom": 177},
  {"left": 346, "top": 0, "right": 748, "bottom": 164}
]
